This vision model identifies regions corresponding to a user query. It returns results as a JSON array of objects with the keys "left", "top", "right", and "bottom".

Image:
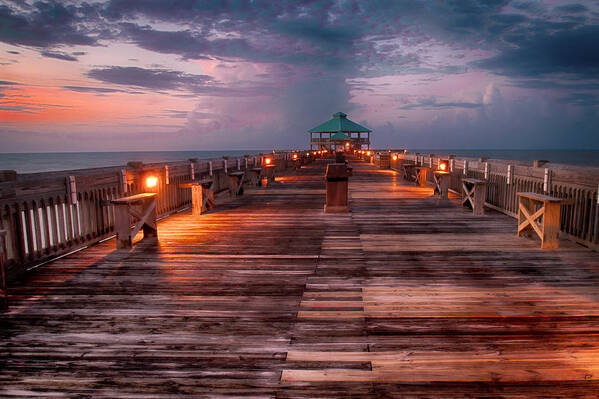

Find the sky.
[{"left": 0, "top": 0, "right": 598, "bottom": 152}]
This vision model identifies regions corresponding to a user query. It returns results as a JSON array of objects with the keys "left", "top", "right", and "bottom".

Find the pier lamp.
[
  {"left": 264, "top": 157, "right": 272, "bottom": 165},
  {"left": 438, "top": 159, "right": 449, "bottom": 172},
  {"left": 145, "top": 176, "right": 158, "bottom": 188},
  {"left": 366, "top": 151, "right": 371, "bottom": 156},
  {"left": 392, "top": 154, "right": 398, "bottom": 161},
  {"left": 292, "top": 153, "right": 298, "bottom": 160},
  {"left": 306, "top": 152, "right": 310, "bottom": 157}
]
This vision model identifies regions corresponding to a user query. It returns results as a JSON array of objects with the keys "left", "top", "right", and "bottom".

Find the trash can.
[{"left": 325, "top": 163, "right": 352, "bottom": 213}]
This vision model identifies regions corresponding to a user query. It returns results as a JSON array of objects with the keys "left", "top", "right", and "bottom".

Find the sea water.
[{"left": 0, "top": 150, "right": 268, "bottom": 174}]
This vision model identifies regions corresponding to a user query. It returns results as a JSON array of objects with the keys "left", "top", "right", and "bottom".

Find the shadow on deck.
[{"left": 2, "top": 159, "right": 599, "bottom": 398}]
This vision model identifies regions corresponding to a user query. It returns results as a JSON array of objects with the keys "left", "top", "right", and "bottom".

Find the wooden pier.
[{"left": 2, "top": 158, "right": 599, "bottom": 397}]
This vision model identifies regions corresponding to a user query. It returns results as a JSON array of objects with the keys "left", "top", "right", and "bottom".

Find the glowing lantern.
[
  {"left": 392, "top": 154, "right": 398, "bottom": 161},
  {"left": 366, "top": 151, "right": 371, "bottom": 156},
  {"left": 293, "top": 154, "right": 298, "bottom": 160},
  {"left": 438, "top": 159, "right": 449, "bottom": 171},
  {"left": 306, "top": 152, "right": 310, "bottom": 157},
  {"left": 265, "top": 157, "right": 272, "bottom": 165},
  {"left": 145, "top": 176, "right": 158, "bottom": 188}
]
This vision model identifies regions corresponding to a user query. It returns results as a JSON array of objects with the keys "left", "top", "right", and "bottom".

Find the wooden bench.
[
  {"left": 0, "top": 229, "right": 7, "bottom": 310},
  {"left": 228, "top": 171, "right": 246, "bottom": 197},
  {"left": 402, "top": 163, "right": 417, "bottom": 183},
  {"left": 247, "top": 168, "right": 263, "bottom": 186},
  {"left": 110, "top": 193, "right": 157, "bottom": 249},
  {"left": 433, "top": 171, "right": 451, "bottom": 199},
  {"left": 462, "top": 178, "right": 487, "bottom": 216},
  {"left": 517, "top": 192, "right": 569, "bottom": 249},
  {"left": 180, "top": 178, "right": 215, "bottom": 215},
  {"left": 415, "top": 166, "right": 430, "bottom": 187}
]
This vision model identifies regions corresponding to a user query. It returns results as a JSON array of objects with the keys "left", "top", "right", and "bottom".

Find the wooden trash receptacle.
[
  {"left": 325, "top": 163, "right": 352, "bottom": 213},
  {"left": 462, "top": 178, "right": 487, "bottom": 216},
  {"left": 180, "top": 178, "right": 214, "bottom": 215},
  {"left": 111, "top": 193, "right": 157, "bottom": 249}
]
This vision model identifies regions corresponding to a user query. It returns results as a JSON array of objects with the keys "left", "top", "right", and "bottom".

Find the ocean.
[
  {"left": 0, "top": 149, "right": 597, "bottom": 174},
  {"left": 0, "top": 150, "right": 268, "bottom": 174}
]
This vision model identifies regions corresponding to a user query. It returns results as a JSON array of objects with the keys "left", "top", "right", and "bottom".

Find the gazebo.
[{"left": 308, "top": 112, "right": 371, "bottom": 151}]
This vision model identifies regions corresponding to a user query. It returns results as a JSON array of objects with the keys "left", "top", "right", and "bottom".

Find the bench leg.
[
  {"left": 0, "top": 247, "right": 7, "bottom": 310},
  {"left": 114, "top": 204, "right": 132, "bottom": 249},
  {"left": 142, "top": 200, "right": 158, "bottom": 238},
  {"left": 541, "top": 201, "right": 561, "bottom": 249},
  {"left": 191, "top": 185, "right": 204, "bottom": 215},
  {"left": 473, "top": 184, "right": 486, "bottom": 216},
  {"left": 419, "top": 169, "right": 427, "bottom": 187}
]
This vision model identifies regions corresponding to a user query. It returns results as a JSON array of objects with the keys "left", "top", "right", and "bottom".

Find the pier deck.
[{"left": 2, "top": 159, "right": 599, "bottom": 398}]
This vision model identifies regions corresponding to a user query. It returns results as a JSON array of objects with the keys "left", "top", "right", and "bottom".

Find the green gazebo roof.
[{"left": 309, "top": 112, "right": 372, "bottom": 133}]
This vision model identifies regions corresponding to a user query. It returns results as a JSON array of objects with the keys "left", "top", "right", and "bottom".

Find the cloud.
[
  {"left": 400, "top": 96, "right": 483, "bottom": 110},
  {"left": 474, "top": 25, "right": 599, "bottom": 79},
  {"left": 0, "top": 105, "right": 35, "bottom": 113},
  {"left": 554, "top": 4, "right": 588, "bottom": 13},
  {"left": 0, "top": 80, "right": 20, "bottom": 85},
  {"left": 557, "top": 93, "right": 599, "bottom": 107},
  {"left": 0, "top": 2, "right": 98, "bottom": 47},
  {"left": 87, "top": 66, "right": 214, "bottom": 91},
  {"left": 62, "top": 85, "right": 129, "bottom": 93},
  {"left": 41, "top": 50, "right": 77, "bottom": 61}
]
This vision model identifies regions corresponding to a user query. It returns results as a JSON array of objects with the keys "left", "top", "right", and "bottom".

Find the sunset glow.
[{"left": 1, "top": 1, "right": 598, "bottom": 151}]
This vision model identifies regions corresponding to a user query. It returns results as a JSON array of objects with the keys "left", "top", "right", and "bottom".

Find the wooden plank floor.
[{"left": 2, "top": 159, "right": 599, "bottom": 398}]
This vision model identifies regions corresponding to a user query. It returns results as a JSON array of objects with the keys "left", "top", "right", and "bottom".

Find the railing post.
[
  {"left": 120, "top": 169, "right": 128, "bottom": 194},
  {"left": 224, "top": 160, "right": 228, "bottom": 174},
  {"left": 507, "top": 165, "right": 513, "bottom": 185},
  {"left": 484, "top": 162, "right": 489, "bottom": 180},
  {"left": 450, "top": 159, "right": 455, "bottom": 172},
  {"left": 543, "top": 168, "right": 552, "bottom": 194},
  {"left": 164, "top": 165, "right": 169, "bottom": 185},
  {"left": 67, "top": 176, "right": 77, "bottom": 205},
  {"left": 594, "top": 184, "right": 599, "bottom": 245},
  {"left": 209, "top": 161, "right": 213, "bottom": 176},
  {"left": 463, "top": 160, "right": 468, "bottom": 176},
  {"left": 190, "top": 163, "right": 195, "bottom": 180}
]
